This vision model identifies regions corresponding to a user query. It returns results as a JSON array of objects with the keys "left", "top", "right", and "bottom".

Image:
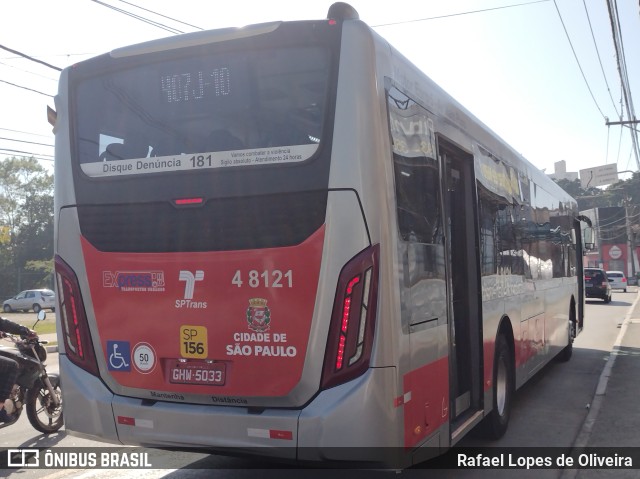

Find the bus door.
[
  {"left": 388, "top": 85, "right": 451, "bottom": 448},
  {"left": 439, "top": 140, "right": 483, "bottom": 430}
]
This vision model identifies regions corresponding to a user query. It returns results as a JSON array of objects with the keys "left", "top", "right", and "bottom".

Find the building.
[
  {"left": 548, "top": 160, "right": 579, "bottom": 182},
  {"left": 581, "top": 206, "right": 638, "bottom": 278}
]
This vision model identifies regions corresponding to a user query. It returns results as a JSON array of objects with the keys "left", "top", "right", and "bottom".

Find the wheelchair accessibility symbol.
[{"left": 107, "top": 341, "right": 131, "bottom": 371}]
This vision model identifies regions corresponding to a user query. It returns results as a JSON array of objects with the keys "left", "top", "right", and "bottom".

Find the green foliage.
[
  {"left": 553, "top": 173, "right": 640, "bottom": 245},
  {"left": 0, "top": 157, "right": 53, "bottom": 299},
  {"left": 552, "top": 176, "right": 640, "bottom": 211},
  {"left": 9, "top": 313, "right": 57, "bottom": 336},
  {"left": 605, "top": 172, "right": 640, "bottom": 206}
]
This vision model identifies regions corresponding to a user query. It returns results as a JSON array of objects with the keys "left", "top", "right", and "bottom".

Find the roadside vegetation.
[{"left": 0, "top": 156, "right": 53, "bottom": 302}]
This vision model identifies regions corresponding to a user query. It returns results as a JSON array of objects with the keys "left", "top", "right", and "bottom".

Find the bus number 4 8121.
[{"left": 232, "top": 270, "right": 293, "bottom": 288}]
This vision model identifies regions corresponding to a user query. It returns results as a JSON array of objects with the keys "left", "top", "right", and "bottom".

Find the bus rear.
[{"left": 54, "top": 5, "right": 395, "bottom": 462}]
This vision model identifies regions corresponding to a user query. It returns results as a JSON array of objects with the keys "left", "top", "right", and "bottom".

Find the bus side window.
[
  {"left": 394, "top": 163, "right": 441, "bottom": 244},
  {"left": 387, "top": 86, "right": 445, "bottom": 285}
]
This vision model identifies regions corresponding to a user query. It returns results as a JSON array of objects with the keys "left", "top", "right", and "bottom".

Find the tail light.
[
  {"left": 55, "top": 255, "right": 99, "bottom": 376},
  {"left": 321, "top": 244, "right": 379, "bottom": 389},
  {"left": 623, "top": 277, "right": 627, "bottom": 283}
]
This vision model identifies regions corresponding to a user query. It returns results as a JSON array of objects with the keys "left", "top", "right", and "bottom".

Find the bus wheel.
[
  {"left": 557, "top": 320, "right": 574, "bottom": 362},
  {"left": 478, "top": 334, "right": 513, "bottom": 440}
]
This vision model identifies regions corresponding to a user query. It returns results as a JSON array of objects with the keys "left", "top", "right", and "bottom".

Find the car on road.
[
  {"left": 584, "top": 268, "right": 612, "bottom": 303},
  {"left": 606, "top": 270, "right": 628, "bottom": 292},
  {"left": 2, "top": 289, "right": 56, "bottom": 313}
]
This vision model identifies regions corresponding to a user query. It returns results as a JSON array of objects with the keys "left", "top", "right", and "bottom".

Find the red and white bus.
[{"left": 52, "top": 2, "right": 589, "bottom": 467}]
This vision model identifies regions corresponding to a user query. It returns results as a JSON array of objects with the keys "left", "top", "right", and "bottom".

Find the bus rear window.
[{"left": 74, "top": 46, "right": 329, "bottom": 178}]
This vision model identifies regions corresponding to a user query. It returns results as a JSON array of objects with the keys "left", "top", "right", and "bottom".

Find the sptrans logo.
[
  {"left": 103, "top": 271, "right": 166, "bottom": 292},
  {"left": 176, "top": 270, "right": 207, "bottom": 309}
]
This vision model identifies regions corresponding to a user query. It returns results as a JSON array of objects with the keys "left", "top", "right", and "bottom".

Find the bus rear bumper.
[
  {"left": 59, "top": 354, "right": 120, "bottom": 443},
  {"left": 60, "top": 355, "right": 398, "bottom": 462}
]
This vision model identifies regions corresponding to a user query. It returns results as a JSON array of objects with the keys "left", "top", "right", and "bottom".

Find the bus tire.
[
  {"left": 557, "top": 320, "right": 574, "bottom": 363},
  {"left": 478, "top": 334, "right": 513, "bottom": 440}
]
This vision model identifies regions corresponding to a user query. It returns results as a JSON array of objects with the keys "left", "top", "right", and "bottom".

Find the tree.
[
  {"left": 553, "top": 178, "right": 609, "bottom": 211},
  {"left": 605, "top": 172, "right": 640, "bottom": 207},
  {"left": 554, "top": 178, "right": 584, "bottom": 198},
  {"left": 0, "top": 157, "right": 53, "bottom": 298}
]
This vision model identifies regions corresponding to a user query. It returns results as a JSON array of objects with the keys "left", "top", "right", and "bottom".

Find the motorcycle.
[{"left": 0, "top": 310, "right": 63, "bottom": 433}]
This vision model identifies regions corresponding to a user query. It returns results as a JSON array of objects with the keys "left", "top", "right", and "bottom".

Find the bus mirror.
[
  {"left": 47, "top": 105, "right": 57, "bottom": 128},
  {"left": 583, "top": 226, "right": 595, "bottom": 250}
]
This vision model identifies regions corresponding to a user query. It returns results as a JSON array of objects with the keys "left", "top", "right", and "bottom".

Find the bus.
[{"left": 51, "top": 2, "right": 589, "bottom": 467}]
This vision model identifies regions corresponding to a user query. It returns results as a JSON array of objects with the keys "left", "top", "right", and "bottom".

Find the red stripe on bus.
[
  {"left": 117, "top": 416, "right": 135, "bottom": 426},
  {"left": 402, "top": 357, "right": 449, "bottom": 448},
  {"left": 269, "top": 430, "right": 293, "bottom": 440}
]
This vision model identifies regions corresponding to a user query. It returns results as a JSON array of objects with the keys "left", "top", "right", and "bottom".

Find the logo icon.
[
  {"left": 179, "top": 270, "right": 204, "bottom": 299},
  {"left": 7, "top": 449, "right": 39, "bottom": 467},
  {"left": 246, "top": 298, "right": 271, "bottom": 332},
  {"left": 107, "top": 341, "right": 131, "bottom": 371},
  {"left": 103, "top": 271, "right": 165, "bottom": 292}
]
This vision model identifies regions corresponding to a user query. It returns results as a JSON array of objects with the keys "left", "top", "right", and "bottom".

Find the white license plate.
[{"left": 167, "top": 361, "right": 226, "bottom": 386}]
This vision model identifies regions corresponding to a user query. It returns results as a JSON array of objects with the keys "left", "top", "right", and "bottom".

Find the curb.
[{"left": 560, "top": 291, "right": 640, "bottom": 479}]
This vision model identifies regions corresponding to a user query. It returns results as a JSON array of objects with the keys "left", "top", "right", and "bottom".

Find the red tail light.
[
  {"left": 55, "top": 255, "right": 99, "bottom": 376},
  {"left": 623, "top": 277, "right": 627, "bottom": 283},
  {"left": 321, "top": 245, "right": 379, "bottom": 389}
]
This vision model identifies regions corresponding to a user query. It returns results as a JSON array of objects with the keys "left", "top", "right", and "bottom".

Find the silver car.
[
  {"left": 606, "top": 271, "right": 628, "bottom": 292},
  {"left": 2, "top": 289, "right": 56, "bottom": 313}
]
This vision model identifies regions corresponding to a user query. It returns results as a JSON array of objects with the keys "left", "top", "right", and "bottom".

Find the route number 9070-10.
[{"left": 232, "top": 270, "right": 293, "bottom": 288}]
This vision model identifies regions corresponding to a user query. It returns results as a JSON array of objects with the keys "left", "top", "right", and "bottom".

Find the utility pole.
[{"left": 620, "top": 195, "right": 638, "bottom": 280}]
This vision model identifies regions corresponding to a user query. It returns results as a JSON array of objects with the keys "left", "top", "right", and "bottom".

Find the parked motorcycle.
[{"left": 0, "top": 310, "right": 63, "bottom": 433}]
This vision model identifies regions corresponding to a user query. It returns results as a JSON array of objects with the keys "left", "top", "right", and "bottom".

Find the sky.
[{"left": 1, "top": 0, "right": 639, "bottom": 183}]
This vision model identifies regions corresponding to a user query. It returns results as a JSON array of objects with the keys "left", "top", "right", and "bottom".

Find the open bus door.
[
  {"left": 440, "top": 140, "right": 484, "bottom": 441},
  {"left": 574, "top": 215, "right": 594, "bottom": 333}
]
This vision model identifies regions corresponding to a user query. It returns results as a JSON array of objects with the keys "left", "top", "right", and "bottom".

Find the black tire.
[
  {"left": 604, "top": 294, "right": 611, "bottom": 304},
  {"left": 26, "top": 381, "right": 63, "bottom": 434},
  {"left": 32, "top": 304, "right": 42, "bottom": 313},
  {"left": 557, "top": 321, "right": 574, "bottom": 362},
  {"left": 478, "top": 334, "right": 514, "bottom": 440},
  {"left": 3, "top": 304, "right": 12, "bottom": 313}
]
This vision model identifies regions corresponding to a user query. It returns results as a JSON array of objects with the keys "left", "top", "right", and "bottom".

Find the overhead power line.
[
  {"left": 0, "top": 127, "right": 51, "bottom": 138},
  {"left": 0, "top": 60, "right": 58, "bottom": 83},
  {"left": 89, "top": 0, "right": 185, "bottom": 34},
  {"left": 0, "top": 149, "right": 54, "bottom": 161},
  {"left": 0, "top": 44, "right": 62, "bottom": 71},
  {"left": 0, "top": 79, "right": 53, "bottom": 97},
  {"left": 581, "top": 0, "right": 621, "bottom": 118},
  {"left": 372, "top": 0, "right": 550, "bottom": 28},
  {"left": 552, "top": 0, "right": 606, "bottom": 120},
  {"left": 0, "top": 137, "right": 54, "bottom": 148},
  {"left": 606, "top": 0, "right": 640, "bottom": 170},
  {"left": 114, "top": 0, "right": 203, "bottom": 31}
]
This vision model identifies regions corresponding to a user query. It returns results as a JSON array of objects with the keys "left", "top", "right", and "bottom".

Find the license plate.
[{"left": 167, "top": 360, "right": 226, "bottom": 386}]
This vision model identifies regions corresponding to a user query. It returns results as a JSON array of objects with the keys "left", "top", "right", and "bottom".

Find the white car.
[
  {"left": 2, "top": 289, "right": 56, "bottom": 313},
  {"left": 606, "top": 271, "right": 628, "bottom": 292}
]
